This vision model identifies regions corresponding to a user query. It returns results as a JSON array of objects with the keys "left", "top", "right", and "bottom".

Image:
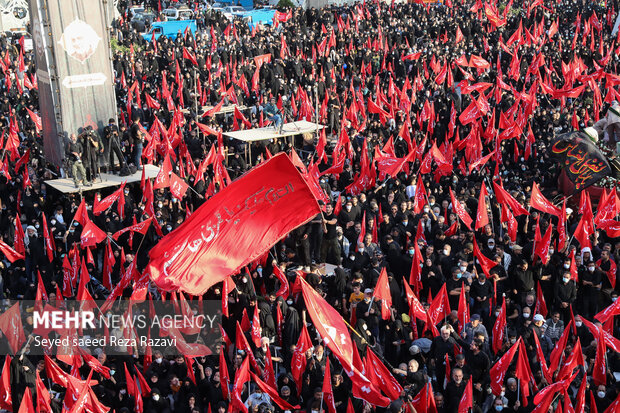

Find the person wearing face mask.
[
  {"left": 579, "top": 260, "right": 602, "bottom": 319},
  {"left": 147, "top": 351, "right": 170, "bottom": 379},
  {"left": 510, "top": 259, "right": 536, "bottom": 301},
  {"left": 594, "top": 385, "right": 612, "bottom": 412},
  {"left": 446, "top": 266, "right": 469, "bottom": 310},
  {"left": 470, "top": 270, "right": 493, "bottom": 323},
  {"left": 144, "top": 387, "right": 170, "bottom": 413},
  {"left": 554, "top": 271, "right": 576, "bottom": 322}
]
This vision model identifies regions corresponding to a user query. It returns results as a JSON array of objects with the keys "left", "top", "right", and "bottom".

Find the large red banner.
[{"left": 145, "top": 154, "right": 320, "bottom": 295}]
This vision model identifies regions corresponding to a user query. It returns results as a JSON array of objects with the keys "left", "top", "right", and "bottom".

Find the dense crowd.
[{"left": 0, "top": 0, "right": 619, "bottom": 412}]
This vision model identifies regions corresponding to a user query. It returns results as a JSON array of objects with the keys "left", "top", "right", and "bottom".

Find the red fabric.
[
  {"left": 592, "top": 328, "right": 607, "bottom": 385},
  {"left": 112, "top": 217, "right": 153, "bottom": 240},
  {"left": 291, "top": 323, "right": 313, "bottom": 393},
  {"left": 428, "top": 284, "right": 451, "bottom": 324},
  {"left": 80, "top": 219, "right": 107, "bottom": 248},
  {"left": 146, "top": 154, "right": 320, "bottom": 295},
  {"left": 300, "top": 278, "right": 390, "bottom": 407},
  {"left": 458, "top": 379, "right": 473, "bottom": 413},
  {"left": 93, "top": 183, "right": 125, "bottom": 215},
  {"left": 365, "top": 348, "right": 403, "bottom": 400},
  {"left": 492, "top": 300, "right": 506, "bottom": 354},
  {"left": 169, "top": 172, "right": 189, "bottom": 199},
  {"left": 475, "top": 183, "right": 489, "bottom": 230},
  {"left": 182, "top": 47, "right": 198, "bottom": 66},
  {"left": 251, "top": 372, "right": 300, "bottom": 410},
  {"left": 449, "top": 187, "right": 473, "bottom": 230},
  {"left": 153, "top": 156, "right": 172, "bottom": 189},
  {"left": 374, "top": 267, "right": 392, "bottom": 320},
  {"left": 18, "top": 388, "right": 34, "bottom": 413},
  {"left": 493, "top": 181, "right": 529, "bottom": 216},
  {"left": 273, "top": 264, "right": 289, "bottom": 298},
  {"left": 36, "top": 371, "right": 52, "bottom": 413},
  {"left": 0, "top": 238, "right": 24, "bottom": 263},
  {"left": 322, "top": 359, "right": 337, "bottom": 413},
  {"left": 530, "top": 182, "right": 561, "bottom": 216},
  {"left": 0, "top": 355, "right": 11, "bottom": 410},
  {"left": 0, "top": 303, "right": 26, "bottom": 353}
]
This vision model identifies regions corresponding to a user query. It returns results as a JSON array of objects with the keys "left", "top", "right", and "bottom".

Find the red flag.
[
  {"left": 322, "top": 358, "right": 337, "bottom": 413},
  {"left": 490, "top": 339, "right": 520, "bottom": 395},
  {"left": 530, "top": 182, "right": 561, "bottom": 216},
  {"left": 365, "top": 348, "right": 403, "bottom": 400},
  {"left": 77, "top": 347, "right": 111, "bottom": 379},
  {"left": 0, "top": 355, "right": 11, "bottom": 410},
  {"left": 251, "top": 305, "right": 262, "bottom": 347},
  {"left": 291, "top": 324, "right": 313, "bottom": 393},
  {"left": 219, "top": 346, "right": 230, "bottom": 401},
  {"left": 153, "top": 156, "right": 172, "bottom": 189},
  {"left": 169, "top": 172, "right": 189, "bottom": 199},
  {"left": 592, "top": 327, "right": 607, "bottom": 385},
  {"left": 374, "top": 267, "right": 392, "bottom": 320},
  {"left": 595, "top": 298, "right": 620, "bottom": 323},
  {"left": 532, "top": 330, "right": 552, "bottom": 384},
  {"left": 0, "top": 238, "right": 24, "bottom": 263},
  {"left": 230, "top": 357, "right": 250, "bottom": 413},
  {"left": 458, "top": 379, "right": 473, "bottom": 413},
  {"left": 493, "top": 181, "right": 529, "bottom": 216},
  {"left": 515, "top": 340, "right": 535, "bottom": 405},
  {"left": 25, "top": 108, "right": 42, "bottom": 132},
  {"left": 273, "top": 263, "right": 289, "bottom": 298},
  {"left": 80, "top": 218, "right": 107, "bottom": 248},
  {"left": 0, "top": 303, "right": 26, "bottom": 353},
  {"left": 428, "top": 284, "right": 451, "bottom": 324},
  {"left": 413, "top": 177, "right": 428, "bottom": 214},
  {"left": 146, "top": 154, "right": 321, "bottom": 295},
  {"left": 535, "top": 282, "right": 548, "bottom": 317},
  {"left": 234, "top": 105, "right": 252, "bottom": 128},
  {"left": 300, "top": 278, "right": 390, "bottom": 407},
  {"left": 18, "top": 388, "right": 34, "bottom": 413},
  {"left": 112, "top": 217, "right": 153, "bottom": 240},
  {"left": 449, "top": 187, "right": 473, "bottom": 230},
  {"left": 473, "top": 238, "right": 496, "bottom": 278},
  {"left": 455, "top": 26, "right": 464, "bottom": 43},
  {"left": 36, "top": 371, "right": 52, "bottom": 413},
  {"left": 492, "top": 300, "right": 507, "bottom": 354},
  {"left": 549, "top": 321, "right": 573, "bottom": 375},
  {"left": 93, "top": 183, "right": 125, "bottom": 215},
  {"left": 533, "top": 221, "right": 553, "bottom": 265},
  {"left": 457, "top": 285, "right": 470, "bottom": 333},
  {"left": 251, "top": 371, "right": 300, "bottom": 410},
  {"left": 475, "top": 183, "right": 489, "bottom": 230},
  {"left": 182, "top": 47, "right": 198, "bottom": 66}
]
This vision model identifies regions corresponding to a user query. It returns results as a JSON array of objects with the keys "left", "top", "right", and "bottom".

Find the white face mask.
[
  {"left": 345, "top": 205, "right": 352, "bottom": 211},
  {"left": 155, "top": 357, "right": 163, "bottom": 364},
  {"left": 563, "top": 277, "right": 570, "bottom": 284},
  {"left": 575, "top": 321, "right": 583, "bottom": 327},
  {"left": 588, "top": 266, "right": 595, "bottom": 272},
  {"left": 495, "top": 312, "right": 500, "bottom": 317},
  {"left": 153, "top": 394, "right": 160, "bottom": 401},
  {"left": 548, "top": 249, "right": 554, "bottom": 255},
  {"left": 598, "top": 391, "right": 606, "bottom": 399},
  {"left": 523, "top": 313, "right": 530, "bottom": 318},
  {"left": 563, "top": 263, "right": 570, "bottom": 269},
  {"left": 443, "top": 249, "right": 450, "bottom": 255}
]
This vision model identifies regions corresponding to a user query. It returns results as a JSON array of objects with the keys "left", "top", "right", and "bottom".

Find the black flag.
[{"left": 549, "top": 131, "right": 612, "bottom": 190}]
